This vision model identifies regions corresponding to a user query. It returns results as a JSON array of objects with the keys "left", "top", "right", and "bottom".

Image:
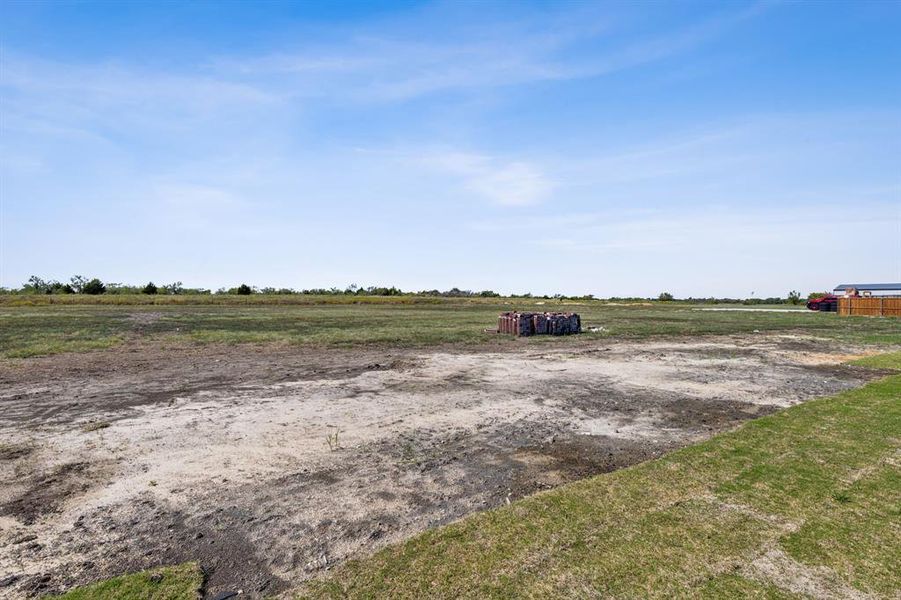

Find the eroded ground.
[{"left": 0, "top": 334, "right": 889, "bottom": 598}]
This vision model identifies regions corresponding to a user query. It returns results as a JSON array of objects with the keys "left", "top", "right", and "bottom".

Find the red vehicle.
[{"left": 807, "top": 294, "right": 838, "bottom": 312}]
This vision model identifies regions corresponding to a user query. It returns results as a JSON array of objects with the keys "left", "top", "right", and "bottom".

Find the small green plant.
[
  {"left": 787, "top": 290, "right": 801, "bottom": 305},
  {"left": 832, "top": 491, "right": 852, "bottom": 504},
  {"left": 326, "top": 429, "right": 341, "bottom": 451},
  {"left": 82, "top": 421, "right": 111, "bottom": 432},
  {"left": 401, "top": 441, "right": 415, "bottom": 462}
]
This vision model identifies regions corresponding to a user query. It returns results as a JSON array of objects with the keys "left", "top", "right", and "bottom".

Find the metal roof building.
[{"left": 833, "top": 283, "right": 901, "bottom": 296}]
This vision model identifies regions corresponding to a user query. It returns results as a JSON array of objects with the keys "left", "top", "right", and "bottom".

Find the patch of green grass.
[
  {"left": 695, "top": 573, "right": 797, "bottom": 599},
  {"left": 3, "top": 337, "right": 123, "bottom": 358},
  {"left": 0, "top": 308, "right": 128, "bottom": 358},
  {"left": 81, "top": 421, "right": 111, "bottom": 432},
  {"left": 2, "top": 300, "right": 900, "bottom": 358},
  {"left": 299, "top": 373, "right": 901, "bottom": 598},
  {"left": 848, "top": 350, "right": 901, "bottom": 371},
  {"left": 782, "top": 466, "right": 901, "bottom": 596},
  {"left": 53, "top": 563, "right": 203, "bottom": 600}
]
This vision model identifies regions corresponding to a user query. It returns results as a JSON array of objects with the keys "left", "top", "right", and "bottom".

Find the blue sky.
[{"left": 1, "top": 0, "right": 899, "bottom": 297}]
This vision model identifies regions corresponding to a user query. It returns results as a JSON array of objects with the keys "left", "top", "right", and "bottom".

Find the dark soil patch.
[
  {"left": 652, "top": 396, "right": 776, "bottom": 431},
  {"left": 534, "top": 377, "right": 648, "bottom": 415},
  {"left": 31, "top": 494, "right": 286, "bottom": 599},
  {"left": 0, "top": 343, "right": 405, "bottom": 428},
  {"left": 1, "top": 462, "right": 97, "bottom": 525},
  {"left": 801, "top": 362, "right": 895, "bottom": 381},
  {"left": 509, "top": 434, "right": 671, "bottom": 499},
  {"left": 0, "top": 444, "right": 33, "bottom": 461}
]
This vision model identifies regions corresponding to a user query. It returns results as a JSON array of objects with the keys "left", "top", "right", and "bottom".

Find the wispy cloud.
[
  {"left": 0, "top": 54, "right": 275, "bottom": 129},
  {"left": 208, "top": 1, "right": 771, "bottom": 102},
  {"left": 418, "top": 151, "right": 553, "bottom": 206},
  {"left": 0, "top": 1, "right": 770, "bottom": 149}
]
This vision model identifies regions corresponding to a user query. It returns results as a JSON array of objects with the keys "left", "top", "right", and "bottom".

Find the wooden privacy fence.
[{"left": 838, "top": 297, "right": 901, "bottom": 317}]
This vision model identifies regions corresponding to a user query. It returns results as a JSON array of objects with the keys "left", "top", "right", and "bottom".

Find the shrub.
[
  {"left": 236, "top": 284, "right": 253, "bottom": 295},
  {"left": 106, "top": 284, "right": 142, "bottom": 294},
  {"left": 142, "top": 282, "right": 158, "bottom": 295},
  {"left": 82, "top": 278, "right": 106, "bottom": 295},
  {"left": 787, "top": 290, "right": 801, "bottom": 305},
  {"left": 658, "top": 292, "right": 674, "bottom": 301}
]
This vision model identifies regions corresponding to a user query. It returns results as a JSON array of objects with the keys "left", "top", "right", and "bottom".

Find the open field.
[
  {"left": 2, "top": 299, "right": 901, "bottom": 359},
  {"left": 0, "top": 301, "right": 899, "bottom": 598}
]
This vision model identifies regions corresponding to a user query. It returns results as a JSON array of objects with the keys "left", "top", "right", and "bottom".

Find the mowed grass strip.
[
  {"left": 0, "top": 308, "right": 127, "bottom": 358},
  {"left": 53, "top": 563, "right": 203, "bottom": 600},
  {"left": 300, "top": 355, "right": 901, "bottom": 599},
  {"left": 2, "top": 300, "right": 900, "bottom": 358}
]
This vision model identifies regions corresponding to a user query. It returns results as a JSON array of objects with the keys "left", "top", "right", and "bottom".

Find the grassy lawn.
[
  {"left": 53, "top": 563, "right": 203, "bottom": 600},
  {"left": 1, "top": 296, "right": 900, "bottom": 358},
  {"left": 299, "top": 353, "right": 901, "bottom": 598}
]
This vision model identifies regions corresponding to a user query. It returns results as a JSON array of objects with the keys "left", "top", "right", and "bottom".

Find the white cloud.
[
  {"left": 419, "top": 151, "right": 553, "bottom": 206},
  {"left": 466, "top": 161, "right": 553, "bottom": 207}
]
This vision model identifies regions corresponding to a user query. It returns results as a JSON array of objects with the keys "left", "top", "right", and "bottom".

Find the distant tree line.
[
  {"left": 0, "top": 276, "right": 810, "bottom": 304},
  {"left": 2, "top": 277, "right": 508, "bottom": 298},
  {"left": 10, "top": 276, "right": 205, "bottom": 296}
]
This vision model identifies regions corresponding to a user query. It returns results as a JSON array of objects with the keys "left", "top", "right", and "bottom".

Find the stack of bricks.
[{"left": 497, "top": 312, "right": 581, "bottom": 336}]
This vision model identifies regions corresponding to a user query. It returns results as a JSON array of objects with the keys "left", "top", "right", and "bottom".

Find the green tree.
[
  {"left": 787, "top": 290, "right": 801, "bottom": 305},
  {"left": 26, "top": 276, "right": 49, "bottom": 293},
  {"left": 162, "top": 281, "right": 183, "bottom": 295},
  {"left": 658, "top": 292, "right": 674, "bottom": 301},
  {"left": 82, "top": 278, "right": 106, "bottom": 295},
  {"left": 142, "top": 282, "right": 158, "bottom": 295},
  {"left": 70, "top": 275, "right": 89, "bottom": 293},
  {"left": 236, "top": 284, "right": 253, "bottom": 295}
]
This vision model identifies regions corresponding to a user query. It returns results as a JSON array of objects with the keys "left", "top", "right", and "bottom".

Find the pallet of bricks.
[{"left": 497, "top": 312, "right": 581, "bottom": 336}]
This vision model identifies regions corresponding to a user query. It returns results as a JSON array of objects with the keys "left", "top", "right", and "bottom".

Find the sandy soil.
[{"left": 0, "top": 334, "right": 888, "bottom": 598}]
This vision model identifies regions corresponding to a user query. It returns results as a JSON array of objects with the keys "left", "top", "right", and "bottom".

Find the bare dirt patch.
[
  {"left": 1, "top": 462, "right": 102, "bottom": 526},
  {"left": 0, "top": 334, "right": 888, "bottom": 598}
]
